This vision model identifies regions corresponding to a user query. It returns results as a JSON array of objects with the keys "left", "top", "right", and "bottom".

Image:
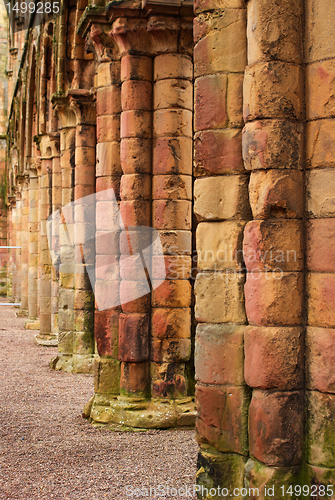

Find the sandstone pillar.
[
  {"left": 193, "top": 0, "right": 250, "bottom": 492},
  {"left": 26, "top": 165, "right": 40, "bottom": 329},
  {"left": 52, "top": 101, "right": 77, "bottom": 371},
  {"left": 51, "top": 146, "right": 61, "bottom": 337},
  {"left": 151, "top": 53, "right": 193, "bottom": 410},
  {"left": 242, "top": 0, "right": 305, "bottom": 492},
  {"left": 71, "top": 91, "right": 97, "bottom": 373},
  {"left": 35, "top": 152, "right": 56, "bottom": 345},
  {"left": 20, "top": 177, "right": 29, "bottom": 312},
  {"left": 84, "top": 1, "right": 195, "bottom": 428},
  {"left": 93, "top": 56, "right": 122, "bottom": 405},
  {"left": 305, "top": 0, "right": 335, "bottom": 486}
]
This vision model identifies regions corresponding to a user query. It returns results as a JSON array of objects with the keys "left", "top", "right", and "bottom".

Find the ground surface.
[{"left": 0, "top": 300, "right": 198, "bottom": 500}]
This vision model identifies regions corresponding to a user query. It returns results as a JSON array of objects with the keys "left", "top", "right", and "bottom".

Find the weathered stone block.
[
  {"left": 121, "top": 138, "right": 152, "bottom": 174},
  {"left": 97, "top": 115, "right": 120, "bottom": 142},
  {"left": 152, "top": 175, "right": 192, "bottom": 201},
  {"left": 247, "top": 0, "right": 303, "bottom": 65},
  {"left": 194, "top": 129, "right": 244, "bottom": 176},
  {"left": 244, "top": 458, "right": 301, "bottom": 500},
  {"left": 194, "top": 175, "right": 250, "bottom": 221},
  {"left": 119, "top": 200, "right": 151, "bottom": 226},
  {"left": 121, "top": 55, "right": 152, "bottom": 82},
  {"left": 245, "top": 272, "right": 303, "bottom": 326},
  {"left": 121, "top": 80, "right": 152, "bottom": 111},
  {"left": 307, "top": 219, "right": 335, "bottom": 272},
  {"left": 153, "top": 137, "right": 192, "bottom": 175},
  {"left": 194, "top": 75, "right": 227, "bottom": 131},
  {"left": 120, "top": 361, "right": 150, "bottom": 397},
  {"left": 307, "top": 61, "right": 335, "bottom": 119},
  {"left": 153, "top": 200, "right": 192, "bottom": 230},
  {"left": 94, "top": 358, "right": 120, "bottom": 394},
  {"left": 307, "top": 390, "right": 335, "bottom": 468},
  {"left": 243, "top": 220, "right": 304, "bottom": 272},
  {"left": 306, "top": 327, "right": 335, "bottom": 393},
  {"left": 244, "top": 62, "right": 304, "bottom": 122},
  {"left": 305, "top": 0, "right": 335, "bottom": 62},
  {"left": 249, "top": 390, "right": 304, "bottom": 467},
  {"left": 151, "top": 338, "right": 191, "bottom": 363},
  {"left": 197, "top": 221, "right": 246, "bottom": 271},
  {"left": 242, "top": 120, "right": 303, "bottom": 171},
  {"left": 244, "top": 326, "right": 304, "bottom": 390},
  {"left": 195, "top": 324, "right": 244, "bottom": 385},
  {"left": 151, "top": 279, "right": 192, "bottom": 308},
  {"left": 153, "top": 109, "right": 193, "bottom": 138},
  {"left": 306, "top": 121, "right": 335, "bottom": 169},
  {"left": 120, "top": 173, "right": 151, "bottom": 201},
  {"left": 307, "top": 169, "right": 335, "bottom": 217},
  {"left": 73, "top": 330, "right": 95, "bottom": 355},
  {"left": 118, "top": 313, "right": 149, "bottom": 362},
  {"left": 96, "top": 86, "right": 121, "bottom": 116},
  {"left": 307, "top": 273, "right": 335, "bottom": 328},
  {"left": 154, "top": 54, "right": 193, "bottom": 81},
  {"left": 153, "top": 79, "right": 193, "bottom": 111},
  {"left": 194, "top": 10, "right": 247, "bottom": 77},
  {"left": 196, "top": 384, "right": 250, "bottom": 455},
  {"left": 194, "top": 0, "right": 245, "bottom": 15},
  {"left": 195, "top": 273, "right": 246, "bottom": 324},
  {"left": 120, "top": 281, "right": 150, "bottom": 313},
  {"left": 152, "top": 255, "right": 192, "bottom": 280},
  {"left": 249, "top": 170, "right": 304, "bottom": 219},
  {"left": 95, "top": 309, "right": 119, "bottom": 358},
  {"left": 120, "top": 110, "right": 152, "bottom": 139},
  {"left": 96, "top": 141, "right": 121, "bottom": 177},
  {"left": 151, "top": 308, "right": 191, "bottom": 339},
  {"left": 151, "top": 362, "right": 187, "bottom": 398},
  {"left": 227, "top": 73, "right": 244, "bottom": 127}
]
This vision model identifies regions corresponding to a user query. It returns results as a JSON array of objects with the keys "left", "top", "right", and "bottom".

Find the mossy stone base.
[
  {"left": 196, "top": 446, "right": 246, "bottom": 500},
  {"left": 34, "top": 333, "right": 58, "bottom": 346},
  {"left": 25, "top": 319, "right": 40, "bottom": 330},
  {"left": 89, "top": 394, "right": 196, "bottom": 429},
  {"left": 50, "top": 353, "right": 96, "bottom": 374}
]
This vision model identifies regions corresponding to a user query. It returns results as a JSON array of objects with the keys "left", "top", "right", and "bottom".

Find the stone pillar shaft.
[
  {"left": 305, "top": 0, "right": 335, "bottom": 484},
  {"left": 193, "top": 0, "right": 250, "bottom": 491}
]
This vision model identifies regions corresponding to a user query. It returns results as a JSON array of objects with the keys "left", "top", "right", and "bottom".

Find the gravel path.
[{"left": 0, "top": 300, "right": 198, "bottom": 500}]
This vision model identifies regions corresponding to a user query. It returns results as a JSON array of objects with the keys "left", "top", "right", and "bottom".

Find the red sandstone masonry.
[
  {"left": 193, "top": 0, "right": 250, "bottom": 493},
  {"left": 242, "top": 0, "right": 305, "bottom": 489}
]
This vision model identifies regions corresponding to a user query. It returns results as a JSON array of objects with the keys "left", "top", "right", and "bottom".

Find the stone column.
[
  {"left": 52, "top": 100, "right": 77, "bottom": 371},
  {"left": 35, "top": 150, "right": 57, "bottom": 345},
  {"left": 71, "top": 90, "right": 97, "bottom": 373},
  {"left": 242, "top": 0, "right": 305, "bottom": 492},
  {"left": 118, "top": 53, "right": 152, "bottom": 404},
  {"left": 151, "top": 53, "right": 194, "bottom": 417},
  {"left": 193, "top": 0, "right": 250, "bottom": 493},
  {"left": 85, "top": 3, "right": 195, "bottom": 428},
  {"left": 51, "top": 142, "right": 61, "bottom": 337},
  {"left": 25, "top": 165, "right": 40, "bottom": 329},
  {"left": 20, "top": 177, "right": 29, "bottom": 313},
  {"left": 93, "top": 55, "right": 122, "bottom": 408},
  {"left": 305, "top": 0, "right": 335, "bottom": 486}
]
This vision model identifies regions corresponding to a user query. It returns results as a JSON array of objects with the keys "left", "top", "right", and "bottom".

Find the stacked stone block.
[
  {"left": 305, "top": 0, "right": 335, "bottom": 486},
  {"left": 193, "top": 0, "right": 251, "bottom": 493},
  {"left": 151, "top": 53, "right": 193, "bottom": 406},
  {"left": 242, "top": 0, "right": 305, "bottom": 492},
  {"left": 93, "top": 57, "right": 122, "bottom": 410}
]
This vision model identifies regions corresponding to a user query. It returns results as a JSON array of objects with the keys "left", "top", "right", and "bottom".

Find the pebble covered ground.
[{"left": 0, "top": 300, "right": 198, "bottom": 500}]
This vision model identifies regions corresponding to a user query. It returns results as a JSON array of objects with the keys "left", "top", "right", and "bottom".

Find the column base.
[
  {"left": 50, "top": 353, "right": 96, "bottom": 374},
  {"left": 87, "top": 394, "right": 196, "bottom": 429},
  {"left": 34, "top": 333, "right": 58, "bottom": 347},
  {"left": 15, "top": 308, "right": 28, "bottom": 317},
  {"left": 25, "top": 319, "right": 40, "bottom": 330}
]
